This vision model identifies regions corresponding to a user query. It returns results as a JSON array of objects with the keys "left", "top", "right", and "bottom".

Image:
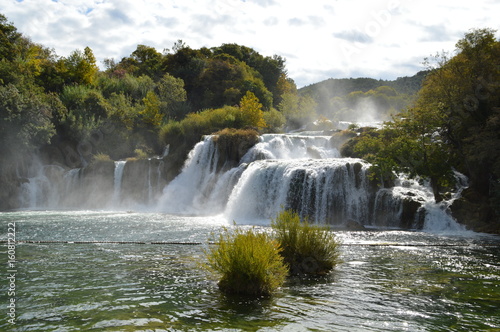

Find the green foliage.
[
  {"left": 239, "top": 91, "right": 266, "bottom": 129},
  {"left": 204, "top": 227, "right": 288, "bottom": 296},
  {"left": 278, "top": 92, "right": 317, "bottom": 129},
  {"left": 212, "top": 128, "right": 259, "bottom": 169},
  {"left": 139, "top": 91, "right": 162, "bottom": 128},
  {"left": 159, "top": 103, "right": 263, "bottom": 150},
  {"left": 417, "top": 28, "right": 500, "bottom": 198},
  {"left": 0, "top": 84, "right": 56, "bottom": 155},
  {"left": 203, "top": 208, "right": 342, "bottom": 295},
  {"left": 263, "top": 108, "right": 286, "bottom": 132},
  {"left": 155, "top": 73, "right": 188, "bottom": 120},
  {"left": 0, "top": 14, "right": 22, "bottom": 61},
  {"left": 92, "top": 153, "right": 112, "bottom": 162},
  {"left": 348, "top": 113, "right": 456, "bottom": 200},
  {"left": 271, "top": 209, "right": 342, "bottom": 276},
  {"left": 213, "top": 128, "right": 259, "bottom": 143},
  {"left": 133, "top": 148, "right": 149, "bottom": 159},
  {"left": 345, "top": 29, "right": 500, "bottom": 204},
  {"left": 60, "top": 47, "right": 99, "bottom": 86},
  {"left": 0, "top": 16, "right": 295, "bottom": 166}
]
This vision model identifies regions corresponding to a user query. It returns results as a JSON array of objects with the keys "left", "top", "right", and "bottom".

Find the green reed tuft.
[
  {"left": 271, "top": 209, "right": 342, "bottom": 276},
  {"left": 204, "top": 227, "right": 288, "bottom": 296}
]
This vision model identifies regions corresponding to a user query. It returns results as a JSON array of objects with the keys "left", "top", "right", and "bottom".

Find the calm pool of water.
[{"left": 1, "top": 211, "right": 499, "bottom": 331}]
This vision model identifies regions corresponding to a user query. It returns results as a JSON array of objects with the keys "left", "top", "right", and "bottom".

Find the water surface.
[{"left": 1, "top": 211, "right": 499, "bottom": 331}]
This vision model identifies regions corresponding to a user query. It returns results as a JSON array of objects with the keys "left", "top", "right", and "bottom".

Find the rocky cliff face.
[{"left": 450, "top": 188, "right": 500, "bottom": 234}]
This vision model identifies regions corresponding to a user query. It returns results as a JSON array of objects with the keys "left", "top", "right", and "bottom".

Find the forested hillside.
[
  {"left": 2, "top": 11, "right": 499, "bottom": 233},
  {"left": 298, "top": 72, "right": 428, "bottom": 123},
  {"left": 0, "top": 13, "right": 296, "bottom": 168}
]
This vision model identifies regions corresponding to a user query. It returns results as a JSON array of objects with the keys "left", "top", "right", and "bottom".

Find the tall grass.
[
  {"left": 204, "top": 209, "right": 342, "bottom": 296},
  {"left": 271, "top": 209, "right": 342, "bottom": 276},
  {"left": 204, "top": 227, "right": 288, "bottom": 296}
]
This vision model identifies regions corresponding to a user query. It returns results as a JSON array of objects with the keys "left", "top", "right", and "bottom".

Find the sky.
[{"left": 2, "top": 0, "right": 499, "bottom": 87}]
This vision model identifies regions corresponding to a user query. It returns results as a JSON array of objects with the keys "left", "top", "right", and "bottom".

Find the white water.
[
  {"left": 112, "top": 161, "right": 127, "bottom": 206},
  {"left": 18, "top": 132, "right": 469, "bottom": 231},
  {"left": 241, "top": 134, "right": 340, "bottom": 162},
  {"left": 156, "top": 133, "right": 468, "bottom": 230},
  {"left": 157, "top": 136, "right": 221, "bottom": 214},
  {"left": 225, "top": 158, "right": 370, "bottom": 224}
]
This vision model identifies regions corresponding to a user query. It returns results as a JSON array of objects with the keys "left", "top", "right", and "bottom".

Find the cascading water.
[
  {"left": 225, "top": 158, "right": 371, "bottom": 224},
  {"left": 157, "top": 136, "right": 222, "bottom": 214},
  {"left": 19, "top": 164, "right": 67, "bottom": 209},
  {"left": 112, "top": 161, "right": 127, "bottom": 206},
  {"left": 421, "top": 171, "right": 470, "bottom": 233},
  {"left": 241, "top": 134, "right": 340, "bottom": 162},
  {"left": 156, "top": 134, "right": 343, "bottom": 216},
  {"left": 157, "top": 132, "right": 467, "bottom": 230},
  {"left": 17, "top": 132, "right": 469, "bottom": 231}
]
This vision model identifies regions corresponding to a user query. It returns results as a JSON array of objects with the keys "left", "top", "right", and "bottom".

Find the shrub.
[
  {"left": 271, "top": 209, "right": 341, "bottom": 276},
  {"left": 204, "top": 227, "right": 288, "bottom": 296},
  {"left": 133, "top": 148, "right": 148, "bottom": 159},
  {"left": 212, "top": 128, "right": 259, "bottom": 169},
  {"left": 92, "top": 153, "right": 112, "bottom": 163}
]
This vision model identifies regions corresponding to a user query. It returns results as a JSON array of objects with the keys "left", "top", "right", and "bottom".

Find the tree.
[
  {"left": 0, "top": 14, "right": 22, "bottom": 61},
  {"left": 351, "top": 28, "right": 500, "bottom": 203},
  {"left": 0, "top": 84, "right": 55, "bottom": 156},
  {"left": 140, "top": 91, "right": 162, "bottom": 128},
  {"left": 416, "top": 28, "right": 500, "bottom": 196},
  {"left": 278, "top": 92, "right": 317, "bottom": 129},
  {"left": 239, "top": 91, "right": 266, "bottom": 129},
  {"left": 128, "top": 44, "right": 164, "bottom": 78},
  {"left": 62, "top": 47, "right": 99, "bottom": 85},
  {"left": 156, "top": 73, "right": 187, "bottom": 120}
]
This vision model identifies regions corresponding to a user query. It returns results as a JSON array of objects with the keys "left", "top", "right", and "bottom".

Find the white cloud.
[{"left": 2, "top": 0, "right": 500, "bottom": 87}]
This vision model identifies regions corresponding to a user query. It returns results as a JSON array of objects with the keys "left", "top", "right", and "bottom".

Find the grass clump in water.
[
  {"left": 204, "top": 227, "right": 288, "bottom": 296},
  {"left": 271, "top": 209, "right": 342, "bottom": 276}
]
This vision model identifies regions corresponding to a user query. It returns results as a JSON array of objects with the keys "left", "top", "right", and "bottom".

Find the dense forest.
[
  {"left": 1, "top": 13, "right": 499, "bottom": 232},
  {"left": 0, "top": 12, "right": 417, "bottom": 179}
]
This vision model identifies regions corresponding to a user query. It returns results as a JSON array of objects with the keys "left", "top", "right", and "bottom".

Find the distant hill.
[
  {"left": 298, "top": 71, "right": 429, "bottom": 123},
  {"left": 299, "top": 70, "right": 429, "bottom": 97}
]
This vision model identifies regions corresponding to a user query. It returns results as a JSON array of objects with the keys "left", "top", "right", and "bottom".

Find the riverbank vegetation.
[
  {"left": 341, "top": 28, "right": 500, "bottom": 233},
  {"left": 0, "top": 13, "right": 294, "bottom": 171}
]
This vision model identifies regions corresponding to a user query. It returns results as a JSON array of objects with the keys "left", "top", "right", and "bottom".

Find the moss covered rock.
[{"left": 212, "top": 128, "right": 259, "bottom": 171}]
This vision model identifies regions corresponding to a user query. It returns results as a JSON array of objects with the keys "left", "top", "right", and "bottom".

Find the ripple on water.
[{"left": 2, "top": 211, "right": 500, "bottom": 331}]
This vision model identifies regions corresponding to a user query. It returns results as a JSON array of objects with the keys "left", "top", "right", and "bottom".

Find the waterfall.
[
  {"left": 16, "top": 131, "right": 468, "bottom": 231},
  {"left": 225, "top": 158, "right": 370, "bottom": 224},
  {"left": 112, "top": 161, "right": 127, "bottom": 207},
  {"left": 156, "top": 133, "right": 371, "bottom": 223},
  {"left": 157, "top": 136, "right": 222, "bottom": 214},
  {"left": 19, "top": 164, "right": 66, "bottom": 209},
  {"left": 60, "top": 168, "right": 81, "bottom": 208},
  {"left": 242, "top": 134, "right": 340, "bottom": 162},
  {"left": 421, "top": 171, "right": 471, "bottom": 233},
  {"left": 155, "top": 133, "right": 436, "bottom": 228}
]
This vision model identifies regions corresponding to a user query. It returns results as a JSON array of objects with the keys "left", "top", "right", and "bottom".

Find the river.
[{"left": 1, "top": 210, "right": 499, "bottom": 331}]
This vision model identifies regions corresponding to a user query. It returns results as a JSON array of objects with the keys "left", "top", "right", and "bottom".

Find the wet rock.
[
  {"left": 344, "top": 219, "right": 366, "bottom": 231},
  {"left": 450, "top": 188, "right": 500, "bottom": 234}
]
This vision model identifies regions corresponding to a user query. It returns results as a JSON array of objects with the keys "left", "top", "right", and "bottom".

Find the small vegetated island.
[
  {"left": 204, "top": 209, "right": 342, "bottom": 296},
  {"left": 1, "top": 12, "right": 500, "bottom": 292}
]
